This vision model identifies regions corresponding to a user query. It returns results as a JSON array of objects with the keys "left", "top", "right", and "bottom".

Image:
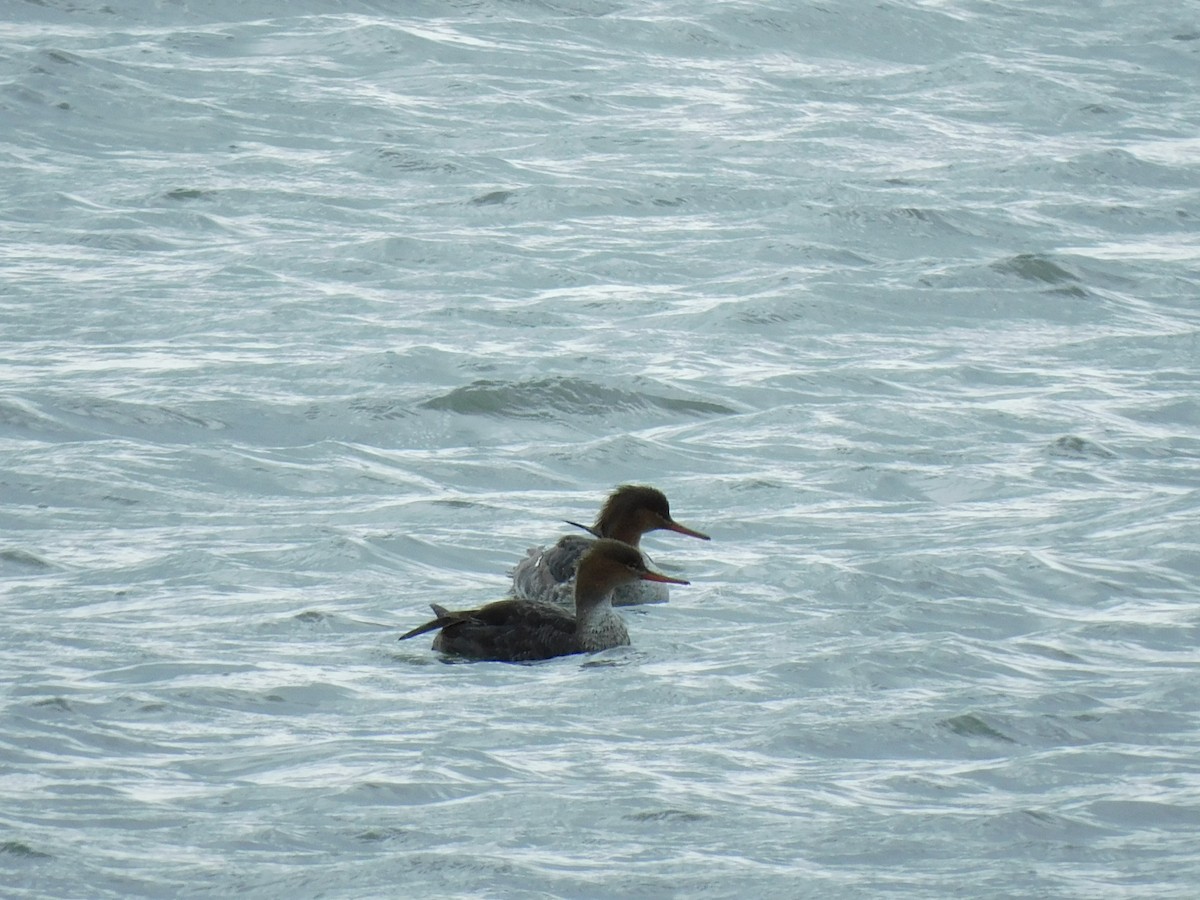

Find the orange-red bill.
[
  {"left": 639, "top": 570, "right": 690, "bottom": 586},
  {"left": 664, "top": 519, "right": 710, "bottom": 541}
]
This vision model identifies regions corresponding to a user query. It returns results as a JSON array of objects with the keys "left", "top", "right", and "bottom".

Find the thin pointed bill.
[
  {"left": 639, "top": 569, "right": 690, "bottom": 586},
  {"left": 664, "top": 519, "right": 710, "bottom": 541}
]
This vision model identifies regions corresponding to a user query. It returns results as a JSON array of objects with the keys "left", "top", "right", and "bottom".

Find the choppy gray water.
[{"left": 3, "top": 1, "right": 1199, "bottom": 897}]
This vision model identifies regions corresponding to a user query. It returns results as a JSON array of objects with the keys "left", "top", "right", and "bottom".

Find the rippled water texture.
[{"left": 3, "top": 1, "right": 1199, "bottom": 897}]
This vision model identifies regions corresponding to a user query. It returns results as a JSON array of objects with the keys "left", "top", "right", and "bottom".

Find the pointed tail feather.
[
  {"left": 398, "top": 604, "right": 476, "bottom": 641},
  {"left": 564, "top": 519, "right": 601, "bottom": 538}
]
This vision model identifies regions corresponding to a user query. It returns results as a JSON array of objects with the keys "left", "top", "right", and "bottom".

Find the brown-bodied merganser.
[
  {"left": 400, "top": 538, "right": 688, "bottom": 662},
  {"left": 510, "top": 484, "right": 709, "bottom": 609}
]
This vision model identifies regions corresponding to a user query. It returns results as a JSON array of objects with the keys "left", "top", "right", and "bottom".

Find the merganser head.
[
  {"left": 574, "top": 538, "right": 689, "bottom": 607},
  {"left": 593, "top": 485, "right": 711, "bottom": 545}
]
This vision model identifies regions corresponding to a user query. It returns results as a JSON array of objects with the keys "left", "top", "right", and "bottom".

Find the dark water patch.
[
  {"left": 92, "top": 661, "right": 260, "bottom": 684},
  {"left": 939, "top": 713, "right": 1016, "bottom": 743},
  {"left": 579, "top": 656, "right": 636, "bottom": 669},
  {"left": 348, "top": 398, "right": 413, "bottom": 421},
  {"left": 625, "top": 809, "right": 709, "bottom": 823},
  {"left": 31, "top": 696, "right": 73, "bottom": 712},
  {"left": 1055, "top": 148, "right": 1181, "bottom": 189},
  {"left": 822, "top": 203, "right": 980, "bottom": 244},
  {"left": 0, "top": 396, "right": 148, "bottom": 441},
  {"left": 1048, "top": 435, "right": 1117, "bottom": 460},
  {"left": 1, "top": 82, "right": 49, "bottom": 110},
  {"left": 1022, "top": 809, "right": 1058, "bottom": 826},
  {"left": 470, "top": 189, "right": 516, "bottom": 206},
  {"left": 0, "top": 548, "right": 55, "bottom": 572},
  {"left": 55, "top": 396, "right": 226, "bottom": 436},
  {"left": 354, "top": 827, "right": 413, "bottom": 844},
  {"left": 991, "top": 253, "right": 1082, "bottom": 286},
  {"left": 1017, "top": 642, "right": 1088, "bottom": 665},
  {"left": 387, "top": 649, "right": 453, "bottom": 666},
  {"left": 402, "top": 851, "right": 519, "bottom": 878},
  {"left": 732, "top": 298, "right": 810, "bottom": 326},
  {"left": 42, "top": 49, "right": 81, "bottom": 66},
  {"left": 1049, "top": 284, "right": 1089, "bottom": 298},
  {"left": 373, "top": 148, "right": 462, "bottom": 174},
  {"left": 164, "top": 187, "right": 216, "bottom": 201},
  {"left": 432, "top": 498, "right": 477, "bottom": 509},
  {"left": 0, "top": 840, "right": 52, "bottom": 860},
  {"left": 419, "top": 377, "right": 735, "bottom": 419},
  {"left": 67, "top": 230, "right": 177, "bottom": 252},
  {"left": 294, "top": 610, "right": 332, "bottom": 624}
]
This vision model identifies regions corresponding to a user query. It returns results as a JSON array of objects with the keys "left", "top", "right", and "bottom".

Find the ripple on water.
[
  {"left": 419, "top": 376, "right": 738, "bottom": 419},
  {"left": 3, "top": 2, "right": 1200, "bottom": 898}
]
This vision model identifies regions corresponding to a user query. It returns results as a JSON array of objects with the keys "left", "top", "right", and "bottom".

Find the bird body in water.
[
  {"left": 400, "top": 538, "right": 688, "bottom": 662},
  {"left": 510, "top": 484, "right": 709, "bottom": 609}
]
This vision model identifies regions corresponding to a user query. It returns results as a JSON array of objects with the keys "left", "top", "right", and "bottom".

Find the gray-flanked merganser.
[
  {"left": 400, "top": 538, "right": 688, "bottom": 662},
  {"left": 510, "top": 484, "right": 709, "bottom": 609}
]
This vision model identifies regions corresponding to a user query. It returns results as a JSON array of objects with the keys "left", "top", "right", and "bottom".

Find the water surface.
[{"left": 3, "top": 1, "right": 1199, "bottom": 897}]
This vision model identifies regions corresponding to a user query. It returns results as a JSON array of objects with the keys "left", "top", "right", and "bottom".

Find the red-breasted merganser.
[
  {"left": 399, "top": 538, "right": 688, "bottom": 662},
  {"left": 510, "top": 484, "right": 709, "bottom": 609}
]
